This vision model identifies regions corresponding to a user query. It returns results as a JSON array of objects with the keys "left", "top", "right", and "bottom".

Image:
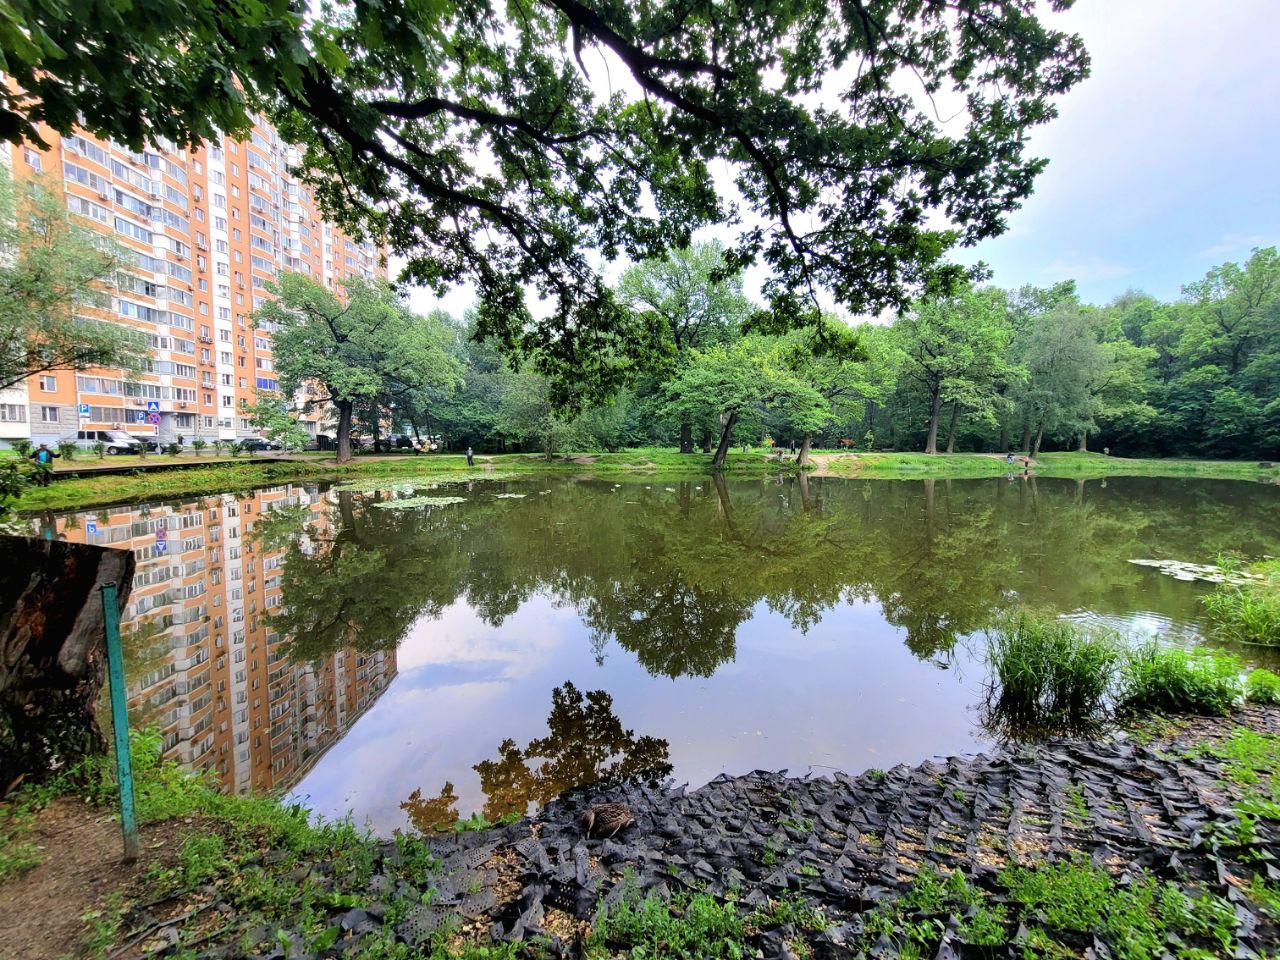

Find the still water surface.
[{"left": 40, "top": 474, "right": 1280, "bottom": 834}]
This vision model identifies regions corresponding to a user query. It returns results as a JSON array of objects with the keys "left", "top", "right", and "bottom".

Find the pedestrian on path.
[
  {"left": 466, "top": 446, "right": 474, "bottom": 467},
  {"left": 29, "top": 443, "right": 60, "bottom": 486}
]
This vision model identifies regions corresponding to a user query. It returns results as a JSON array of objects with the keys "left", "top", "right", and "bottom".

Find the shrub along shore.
[{"left": 10, "top": 448, "right": 1279, "bottom": 513}]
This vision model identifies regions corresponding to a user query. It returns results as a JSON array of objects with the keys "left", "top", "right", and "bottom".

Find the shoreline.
[
  {"left": 4, "top": 708, "right": 1277, "bottom": 958},
  {"left": 12, "top": 449, "right": 1278, "bottom": 512}
]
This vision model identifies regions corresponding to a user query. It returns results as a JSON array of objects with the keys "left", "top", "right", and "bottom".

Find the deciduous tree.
[
  {"left": 3, "top": 0, "right": 1087, "bottom": 407},
  {"left": 254, "top": 274, "right": 459, "bottom": 462}
]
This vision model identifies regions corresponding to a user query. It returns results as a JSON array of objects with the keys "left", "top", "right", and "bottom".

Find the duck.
[{"left": 580, "top": 802, "right": 634, "bottom": 839}]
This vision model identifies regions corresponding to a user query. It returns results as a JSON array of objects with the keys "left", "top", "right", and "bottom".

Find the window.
[
  {"left": 0, "top": 404, "right": 26, "bottom": 422},
  {"left": 39, "top": 376, "right": 56, "bottom": 391},
  {"left": 40, "top": 406, "right": 59, "bottom": 423}
]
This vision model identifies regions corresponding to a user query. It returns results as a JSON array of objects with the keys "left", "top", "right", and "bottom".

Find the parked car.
[
  {"left": 129, "top": 435, "right": 161, "bottom": 452},
  {"left": 71, "top": 429, "right": 144, "bottom": 455},
  {"left": 238, "top": 437, "right": 283, "bottom": 452}
]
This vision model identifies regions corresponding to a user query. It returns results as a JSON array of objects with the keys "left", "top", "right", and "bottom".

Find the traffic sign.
[
  {"left": 154, "top": 540, "right": 167, "bottom": 554},
  {"left": 86, "top": 521, "right": 97, "bottom": 534},
  {"left": 146, "top": 401, "right": 161, "bottom": 412},
  {"left": 78, "top": 403, "right": 90, "bottom": 415},
  {"left": 147, "top": 412, "right": 161, "bottom": 425},
  {"left": 155, "top": 527, "right": 167, "bottom": 542},
  {"left": 135, "top": 411, "right": 146, "bottom": 423}
]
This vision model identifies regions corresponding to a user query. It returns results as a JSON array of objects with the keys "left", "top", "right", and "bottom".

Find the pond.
[{"left": 35, "top": 473, "right": 1280, "bottom": 835}]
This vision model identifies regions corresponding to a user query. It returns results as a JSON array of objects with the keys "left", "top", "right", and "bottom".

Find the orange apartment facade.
[
  {"left": 0, "top": 118, "right": 384, "bottom": 447},
  {"left": 35, "top": 482, "right": 397, "bottom": 793}
]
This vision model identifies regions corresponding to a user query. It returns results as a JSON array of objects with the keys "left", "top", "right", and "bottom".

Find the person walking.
[
  {"left": 466, "top": 446, "right": 474, "bottom": 467},
  {"left": 29, "top": 442, "right": 60, "bottom": 486}
]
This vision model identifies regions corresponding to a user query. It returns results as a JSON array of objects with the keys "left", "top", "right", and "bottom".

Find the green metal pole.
[{"left": 100, "top": 582, "right": 139, "bottom": 862}]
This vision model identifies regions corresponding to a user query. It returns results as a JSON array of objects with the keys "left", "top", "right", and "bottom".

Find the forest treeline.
[{"left": 355, "top": 244, "right": 1280, "bottom": 461}]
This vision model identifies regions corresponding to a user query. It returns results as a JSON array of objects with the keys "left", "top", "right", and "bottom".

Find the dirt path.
[{"left": 0, "top": 799, "right": 186, "bottom": 960}]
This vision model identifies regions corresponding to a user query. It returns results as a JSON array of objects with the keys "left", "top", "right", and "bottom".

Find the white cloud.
[
  {"left": 1037, "top": 255, "right": 1132, "bottom": 283},
  {"left": 1198, "top": 234, "right": 1273, "bottom": 259}
]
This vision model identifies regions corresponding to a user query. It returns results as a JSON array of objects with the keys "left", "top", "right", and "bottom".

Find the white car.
[{"left": 70, "top": 429, "right": 145, "bottom": 455}]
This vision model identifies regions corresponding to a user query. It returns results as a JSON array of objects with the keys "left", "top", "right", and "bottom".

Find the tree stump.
[{"left": 0, "top": 536, "right": 134, "bottom": 785}]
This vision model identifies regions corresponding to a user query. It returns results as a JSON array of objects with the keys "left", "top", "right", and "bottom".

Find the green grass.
[
  {"left": 1202, "top": 559, "right": 1280, "bottom": 646},
  {"left": 820, "top": 450, "right": 1279, "bottom": 481},
  {"left": 0, "top": 729, "right": 524, "bottom": 959},
  {"left": 983, "top": 614, "right": 1122, "bottom": 733},
  {"left": 1245, "top": 668, "right": 1280, "bottom": 704},
  {"left": 854, "top": 861, "right": 1241, "bottom": 960},
  {"left": 15, "top": 449, "right": 789, "bottom": 511},
  {"left": 1118, "top": 643, "right": 1243, "bottom": 716},
  {"left": 17, "top": 446, "right": 1279, "bottom": 511}
]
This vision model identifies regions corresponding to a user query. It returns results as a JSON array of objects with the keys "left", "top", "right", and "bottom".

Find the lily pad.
[
  {"left": 1128, "top": 558, "right": 1265, "bottom": 585},
  {"left": 372, "top": 496, "right": 467, "bottom": 510}
]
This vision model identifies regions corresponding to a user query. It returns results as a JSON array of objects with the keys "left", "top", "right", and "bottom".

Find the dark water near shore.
[{"left": 38, "top": 474, "right": 1280, "bottom": 834}]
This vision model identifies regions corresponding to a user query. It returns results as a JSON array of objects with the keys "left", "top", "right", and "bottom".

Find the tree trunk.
[
  {"left": 945, "top": 401, "right": 959, "bottom": 454},
  {"left": 999, "top": 422, "right": 1009, "bottom": 454},
  {"left": 371, "top": 404, "right": 381, "bottom": 453},
  {"left": 700, "top": 430, "right": 712, "bottom": 454},
  {"left": 711, "top": 410, "right": 738, "bottom": 469},
  {"left": 1021, "top": 421, "right": 1032, "bottom": 454},
  {"left": 1032, "top": 423, "right": 1045, "bottom": 459},
  {"left": 1077, "top": 431, "right": 1088, "bottom": 453},
  {"left": 924, "top": 387, "right": 943, "bottom": 454},
  {"left": 797, "top": 471, "right": 812, "bottom": 510},
  {"left": 679, "top": 422, "right": 693, "bottom": 454},
  {"left": 797, "top": 431, "right": 812, "bottom": 467},
  {"left": 336, "top": 400, "right": 354, "bottom": 463}
]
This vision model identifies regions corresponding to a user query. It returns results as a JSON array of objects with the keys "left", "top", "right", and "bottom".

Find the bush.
[
  {"left": 191, "top": 438, "right": 207, "bottom": 455},
  {"left": 165, "top": 442, "right": 181, "bottom": 456},
  {"left": 1202, "top": 561, "right": 1280, "bottom": 646},
  {"left": 92, "top": 440, "right": 106, "bottom": 459},
  {"left": 1245, "top": 668, "right": 1280, "bottom": 705},
  {"left": 983, "top": 614, "right": 1121, "bottom": 733},
  {"left": 11, "top": 438, "right": 32, "bottom": 458},
  {"left": 1118, "top": 644, "right": 1242, "bottom": 716},
  {"left": 56, "top": 440, "right": 76, "bottom": 461}
]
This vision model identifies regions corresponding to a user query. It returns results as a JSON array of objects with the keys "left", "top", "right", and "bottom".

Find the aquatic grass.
[
  {"left": 1117, "top": 643, "right": 1243, "bottom": 716},
  {"left": 1245, "top": 668, "right": 1280, "bottom": 704},
  {"left": 982, "top": 614, "right": 1122, "bottom": 733},
  {"left": 1202, "top": 559, "right": 1280, "bottom": 646}
]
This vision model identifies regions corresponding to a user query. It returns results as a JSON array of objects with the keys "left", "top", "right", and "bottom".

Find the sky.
[
  {"left": 401, "top": 0, "right": 1280, "bottom": 319},
  {"left": 957, "top": 0, "right": 1280, "bottom": 305}
]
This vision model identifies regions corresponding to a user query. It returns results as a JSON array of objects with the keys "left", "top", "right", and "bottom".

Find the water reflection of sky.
[{"left": 291, "top": 593, "right": 995, "bottom": 835}]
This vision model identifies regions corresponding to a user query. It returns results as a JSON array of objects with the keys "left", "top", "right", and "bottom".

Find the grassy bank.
[
  {"left": 5, "top": 714, "right": 1279, "bottom": 959},
  {"left": 14, "top": 448, "right": 786, "bottom": 512},
  {"left": 820, "top": 450, "right": 1280, "bottom": 480},
  {"left": 13, "top": 447, "right": 1278, "bottom": 512}
]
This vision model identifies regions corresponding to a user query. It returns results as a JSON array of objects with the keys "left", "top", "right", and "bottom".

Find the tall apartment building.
[
  {"left": 1, "top": 119, "right": 385, "bottom": 447},
  {"left": 35, "top": 483, "right": 397, "bottom": 794}
]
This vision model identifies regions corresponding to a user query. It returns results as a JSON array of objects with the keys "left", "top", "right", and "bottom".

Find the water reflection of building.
[{"left": 40, "top": 483, "right": 396, "bottom": 794}]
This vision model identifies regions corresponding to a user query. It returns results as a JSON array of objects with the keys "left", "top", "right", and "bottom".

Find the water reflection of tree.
[
  {"left": 268, "top": 474, "right": 1280, "bottom": 676},
  {"left": 402, "top": 682, "right": 672, "bottom": 830}
]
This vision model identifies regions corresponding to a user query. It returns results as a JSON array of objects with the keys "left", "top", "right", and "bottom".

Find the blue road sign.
[
  {"left": 154, "top": 539, "right": 167, "bottom": 554},
  {"left": 147, "top": 412, "right": 161, "bottom": 425},
  {"left": 135, "top": 411, "right": 145, "bottom": 422},
  {"left": 86, "top": 521, "right": 97, "bottom": 534},
  {"left": 146, "top": 400, "right": 161, "bottom": 412},
  {"left": 155, "top": 526, "right": 167, "bottom": 542},
  {"left": 78, "top": 402, "right": 90, "bottom": 415}
]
